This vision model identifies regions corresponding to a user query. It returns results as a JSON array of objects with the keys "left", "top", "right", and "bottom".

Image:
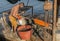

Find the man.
[{"left": 9, "top": 2, "right": 24, "bottom": 32}]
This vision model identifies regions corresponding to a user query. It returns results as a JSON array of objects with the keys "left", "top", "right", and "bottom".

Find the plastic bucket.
[{"left": 16, "top": 25, "right": 32, "bottom": 40}]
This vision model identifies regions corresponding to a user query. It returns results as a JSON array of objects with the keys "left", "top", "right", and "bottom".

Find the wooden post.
[
  {"left": 44, "top": 0, "right": 52, "bottom": 41},
  {"left": 53, "top": 0, "right": 57, "bottom": 41}
]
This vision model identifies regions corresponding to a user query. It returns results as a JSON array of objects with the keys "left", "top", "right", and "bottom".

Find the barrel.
[{"left": 16, "top": 25, "right": 32, "bottom": 40}]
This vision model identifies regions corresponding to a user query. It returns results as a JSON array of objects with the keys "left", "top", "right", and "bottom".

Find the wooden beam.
[{"left": 53, "top": 0, "right": 57, "bottom": 41}]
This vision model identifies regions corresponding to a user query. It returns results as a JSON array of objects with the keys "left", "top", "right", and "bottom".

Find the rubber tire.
[
  {"left": 7, "top": 0, "right": 19, "bottom": 4},
  {"left": 38, "top": 0, "right": 45, "bottom": 1}
]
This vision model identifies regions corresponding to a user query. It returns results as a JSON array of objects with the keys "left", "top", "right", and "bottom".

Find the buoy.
[{"left": 16, "top": 25, "right": 32, "bottom": 40}]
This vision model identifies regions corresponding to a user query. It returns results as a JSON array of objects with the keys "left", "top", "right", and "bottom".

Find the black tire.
[
  {"left": 38, "top": 0, "right": 45, "bottom": 1},
  {"left": 7, "top": 0, "right": 19, "bottom": 4}
]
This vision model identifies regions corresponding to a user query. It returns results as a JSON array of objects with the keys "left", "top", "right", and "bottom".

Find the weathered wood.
[
  {"left": 1, "top": 12, "right": 43, "bottom": 41},
  {"left": 53, "top": 0, "right": 57, "bottom": 41}
]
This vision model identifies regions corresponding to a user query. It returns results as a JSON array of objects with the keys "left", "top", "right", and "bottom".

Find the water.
[{"left": 0, "top": 0, "right": 44, "bottom": 13}]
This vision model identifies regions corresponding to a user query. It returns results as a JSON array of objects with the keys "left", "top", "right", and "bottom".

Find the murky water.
[{"left": 0, "top": 0, "right": 44, "bottom": 13}]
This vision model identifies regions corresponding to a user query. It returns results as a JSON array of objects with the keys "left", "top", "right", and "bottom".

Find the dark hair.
[{"left": 19, "top": 2, "right": 24, "bottom": 7}]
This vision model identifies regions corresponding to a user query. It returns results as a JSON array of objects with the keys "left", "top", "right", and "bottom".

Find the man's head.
[{"left": 19, "top": 2, "right": 24, "bottom": 8}]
